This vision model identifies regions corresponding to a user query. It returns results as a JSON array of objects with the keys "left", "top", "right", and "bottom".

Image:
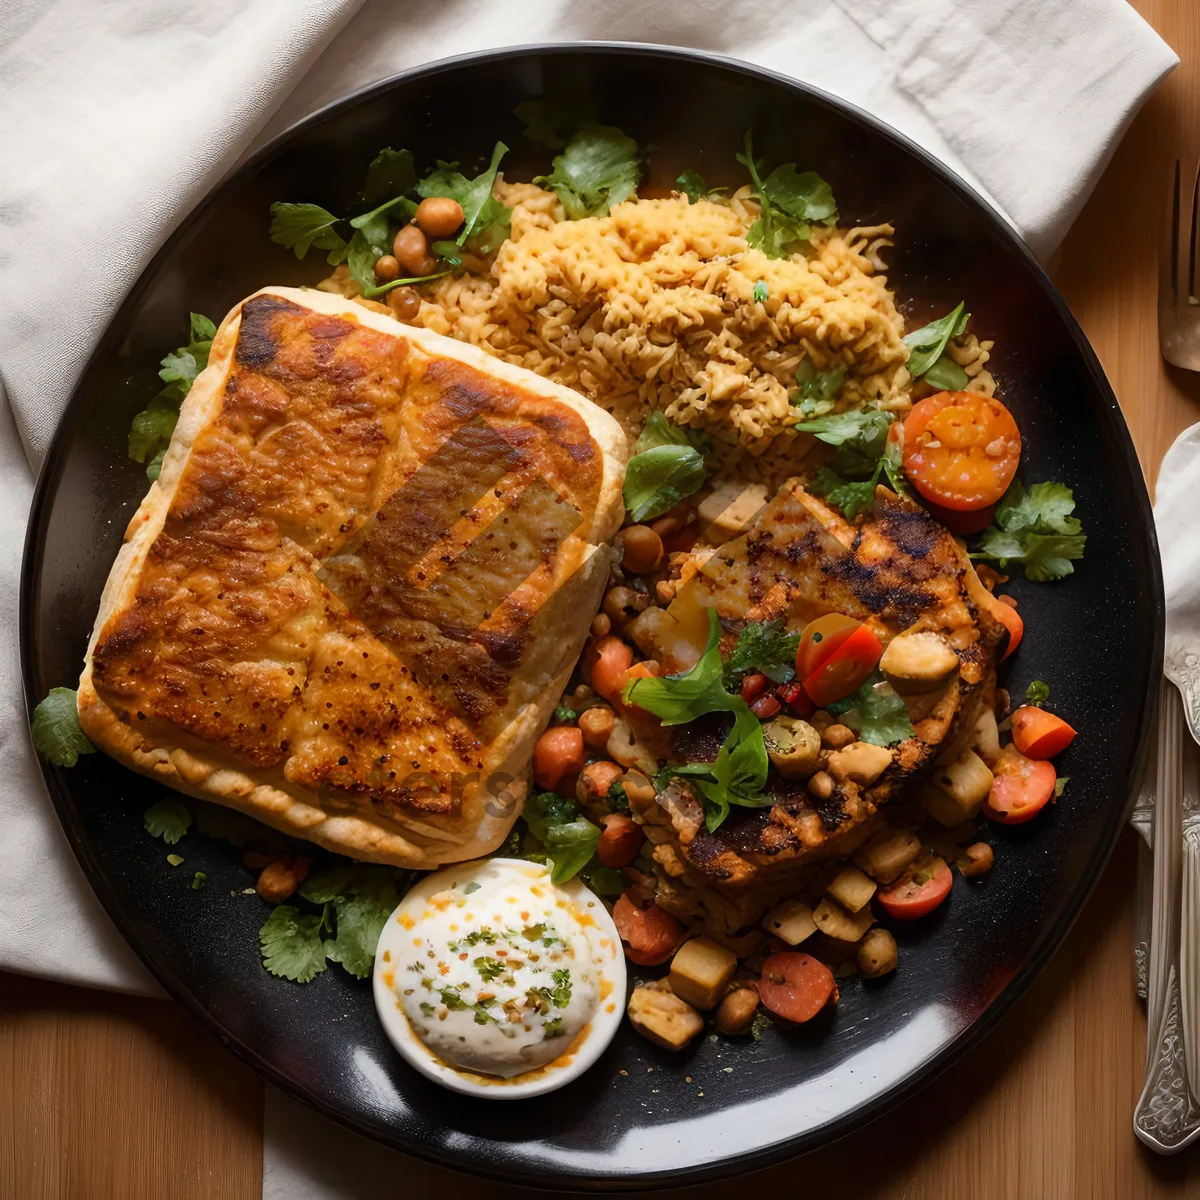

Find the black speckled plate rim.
[{"left": 20, "top": 42, "right": 1164, "bottom": 1191}]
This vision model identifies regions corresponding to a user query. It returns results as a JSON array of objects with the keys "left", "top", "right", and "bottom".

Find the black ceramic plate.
[{"left": 21, "top": 44, "right": 1162, "bottom": 1189}]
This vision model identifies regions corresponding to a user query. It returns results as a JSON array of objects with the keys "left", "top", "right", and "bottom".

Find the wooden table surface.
[{"left": 4, "top": 2, "right": 1200, "bottom": 1196}]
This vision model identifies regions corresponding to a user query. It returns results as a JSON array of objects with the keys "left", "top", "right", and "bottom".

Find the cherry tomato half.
[
  {"left": 1011, "top": 706, "right": 1077, "bottom": 759},
  {"left": 877, "top": 856, "right": 953, "bottom": 919},
  {"left": 985, "top": 746, "right": 1057, "bottom": 824},
  {"left": 795, "top": 614, "right": 861, "bottom": 681},
  {"left": 757, "top": 953, "right": 837, "bottom": 1023},
  {"left": 801, "top": 622, "right": 883, "bottom": 708},
  {"left": 902, "top": 391, "right": 1021, "bottom": 511},
  {"left": 991, "top": 596, "right": 1024, "bottom": 659}
]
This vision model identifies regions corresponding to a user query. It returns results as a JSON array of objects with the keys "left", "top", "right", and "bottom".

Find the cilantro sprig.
[
  {"left": 795, "top": 407, "right": 904, "bottom": 521},
  {"left": 127, "top": 312, "right": 216, "bottom": 481},
  {"left": 30, "top": 687, "right": 94, "bottom": 768},
  {"left": 724, "top": 620, "right": 800, "bottom": 687},
  {"left": 826, "top": 673, "right": 914, "bottom": 747},
  {"left": 627, "top": 610, "right": 770, "bottom": 831},
  {"left": 794, "top": 359, "right": 847, "bottom": 417},
  {"left": 736, "top": 130, "right": 838, "bottom": 260},
  {"left": 971, "top": 480, "right": 1086, "bottom": 581},
  {"left": 144, "top": 798, "right": 192, "bottom": 845},
  {"left": 536, "top": 125, "right": 641, "bottom": 219}
]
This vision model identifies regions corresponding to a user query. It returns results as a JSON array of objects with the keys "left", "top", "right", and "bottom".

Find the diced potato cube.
[
  {"left": 972, "top": 706, "right": 1001, "bottom": 766},
  {"left": 762, "top": 899, "right": 818, "bottom": 947},
  {"left": 627, "top": 983, "right": 704, "bottom": 1049},
  {"left": 923, "top": 749, "right": 994, "bottom": 826},
  {"left": 668, "top": 936, "right": 738, "bottom": 1010},
  {"left": 826, "top": 865, "right": 877, "bottom": 913},
  {"left": 697, "top": 480, "right": 769, "bottom": 543},
  {"left": 854, "top": 830, "right": 922, "bottom": 883},
  {"left": 813, "top": 896, "right": 875, "bottom": 942}
]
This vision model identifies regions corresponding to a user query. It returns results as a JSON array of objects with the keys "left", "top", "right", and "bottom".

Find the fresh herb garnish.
[
  {"left": 677, "top": 170, "right": 708, "bottom": 202},
  {"left": 724, "top": 620, "right": 800, "bottom": 687},
  {"left": 438, "top": 987, "right": 469, "bottom": 1011},
  {"left": 128, "top": 313, "right": 216, "bottom": 480},
  {"left": 971, "top": 480, "right": 1086, "bottom": 581},
  {"left": 416, "top": 142, "right": 511, "bottom": 253},
  {"left": 752, "top": 280, "right": 769, "bottom": 304},
  {"left": 521, "top": 793, "right": 601, "bottom": 883},
  {"left": 296, "top": 864, "right": 405, "bottom": 980},
  {"left": 1025, "top": 680, "right": 1051, "bottom": 706},
  {"left": 143, "top": 798, "right": 191, "bottom": 845},
  {"left": 30, "top": 687, "right": 94, "bottom": 767},
  {"left": 622, "top": 412, "right": 712, "bottom": 522},
  {"left": 461, "top": 880, "right": 481, "bottom": 894},
  {"left": 627, "top": 610, "right": 771, "bottom": 831},
  {"left": 536, "top": 125, "right": 641, "bottom": 219},
  {"left": 551, "top": 967, "right": 573, "bottom": 1008},
  {"left": 191, "top": 871, "right": 207, "bottom": 890},
  {"left": 260, "top": 905, "right": 329, "bottom": 983},
  {"left": 553, "top": 705, "right": 578, "bottom": 724},
  {"left": 268, "top": 203, "right": 349, "bottom": 262},
  {"left": 903, "top": 302, "right": 969, "bottom": 383},
  {"left": 794, "top": 359, "right": 847, "bottom": 417},
  {"left": 167, "top": 853, "right": 184, "bottom": 867},
  {"left": 794, "top": 408, "right": 893, "bottom": 474},
  {"left": 826, "top": 674, "right": 913, "bottom": 747},
  {"left": 1054, "top": 776, "right": 1069, "bottom": 798},
  {"left": 606, "top": 780, "right": 630, "bottom": 812},
  {"left": 474, "top": 956, "right": 508, "bottom": 982},
  {"left": 543, "top": 1017, "right": 567, "bottom": 1038},
  {"left": 736, "top": 130, "right": 838, "bottom": 259}
]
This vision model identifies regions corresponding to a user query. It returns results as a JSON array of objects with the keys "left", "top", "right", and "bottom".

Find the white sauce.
[{"left": 379, "top": 859, "right": 614, "bottom": 1081}]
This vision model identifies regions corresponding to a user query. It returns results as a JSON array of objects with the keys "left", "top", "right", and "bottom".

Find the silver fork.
[{"left": 1159, "top": 159, "right": 1200, "bottom": 372}]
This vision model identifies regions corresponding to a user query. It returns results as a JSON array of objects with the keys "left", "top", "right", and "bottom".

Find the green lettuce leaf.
[
  {"left": 537, "top": 125, "right": 641, "bottom": 219},
  {"left": 903, "top": 302, "right": 969, "bottom": 378}
]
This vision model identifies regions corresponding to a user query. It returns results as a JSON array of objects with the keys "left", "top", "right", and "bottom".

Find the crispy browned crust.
[
  {"left": 78, "top": 287, "right": 627, "bottom": 868},
  {"left": 653, "top": 482, "right": 1004, "bottom": 898}
]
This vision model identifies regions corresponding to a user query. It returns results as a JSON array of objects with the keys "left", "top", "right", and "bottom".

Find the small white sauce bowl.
[{"left": 373, "top": 858, "right": 626, "bottom": 1099}]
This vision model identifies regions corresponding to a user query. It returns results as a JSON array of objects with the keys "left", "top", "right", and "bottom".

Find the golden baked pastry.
[{"left": 78, "top": 286, "right": 627, "bottom": 867}]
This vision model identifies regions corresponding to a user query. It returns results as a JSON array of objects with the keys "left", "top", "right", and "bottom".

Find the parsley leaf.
[
  {"left": 827, "top": 674, "right": 913, "bottom": 747},
  {"left": 553, "top": 705, "right": 578, "bottom": 724},
  {"left": 752, "top": 280, "right": 769, "bottom": 304},
  {"left": 1054, "top": 776, "right": 1069, "bottom": 798},
  {"left": 513, "top": 97, "right": 595, "bottom": 149},
  {"left": 543, "top": 1016, "right": 567, "bottom": 1038},
  {"left": 972, "top": 480, "right": 1086, "bottom": 581},
  {"left": 808, "top": 466, "right": 879, "bottom": 522},
  {"left": 737, "top": 130, "right": 838, "bottom": 259},
  {"left": 795, "top": 408, "right": 894, "bottom": 478},
  {"left": 677, "top": 170, "right": 708, "bottom": 202},
  {"left": 1025, "top": 680, "right": 1051, "bottom": 706},
  {"left": 296, "top": 863, "right": 406, "bottom": 979},
  {"left": 268, "top": 202, "right": 349, "bottom": 263},
  {"left": 537, "top": 125, "right": 641, "bottom": 219},
  {"left": 623, "top": 413, "right": 712, "bottom": 522},
  {"left": 358, "top": 148, "right": 416, "bottom": 207},
  {"left": 794, "top": 359, "right": 847, "bottom": 416},
  {"left": 191, "top": 871, "right": 207, "bottom": 890},
  {"left": 551, "top": 967, "right": 572, "bottom": 1007},
  {"left": 724, "top": 620, "right": 800, "bottom": 686},
  {"left": 30, "top": 687, "right": 94, "bottom": 767},
  {"left": 903, "top": 302, "right": 969, "bottom": 379},
  {"left": 521, "top": 793, "right": 601, "bottom": 883},
  {"left": 143, "top": 798, "right": 191, "bottom": 845},
  {"left": 128, "top": 313, "right": 216, "bottom": 476},
  {"left": 628, "top": 610, "right": 770, "bottom": 830},
  {"left": 260, "top": 905, "right": 329, "bottom": 983}
]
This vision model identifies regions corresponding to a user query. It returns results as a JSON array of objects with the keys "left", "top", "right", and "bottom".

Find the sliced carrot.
[
  {"left": 757, "top": 953, "right": 837, "bottom": 1023},
  {"left": 612, "top": 892, "right": 685, "bottom": 966},
  {"left": 598, "top": 814, "right": 644, "bottom": 868},
  {"left": 588, "top": 636, "right": 634, "bottom": 704},
  {"left": 877, "top": 857, "right": 952, "bottom": 919},
  {"left": 532, "top": 726, "right": 584, "bottom": 793},
  {"left": 985, "top": 746, "right": 1057, "bottom": 824},
  {"left": 1011, "top": 706, "right": 1077, "bottom": 759}
]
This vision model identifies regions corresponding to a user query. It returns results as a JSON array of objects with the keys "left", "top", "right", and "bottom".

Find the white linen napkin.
[{"left": 0, "top": 0, "right": 1177, "bottom": 1194}]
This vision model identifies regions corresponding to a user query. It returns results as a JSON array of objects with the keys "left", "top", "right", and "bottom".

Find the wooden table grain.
[{"left": 3, "top": 3, "right": 1200, "bottom": 1196}]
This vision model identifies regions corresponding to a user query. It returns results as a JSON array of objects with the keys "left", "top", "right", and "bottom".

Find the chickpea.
[
  {"left": 809, "top": 710, "right": 833, "bottom": 731},
  {"left": 392, "top": 223, "right": 431, "bottom": 274},
  {"left": 715, "top": 984, "right": 760, "bottom": 1035},
  {"left": 579, "top": 705, "right": 617, "bottom": 748},
  {"left": 567, "top": 684, "right": 596, "bottom": 710},
  {"left": 650, "top": 514, "right": 683, "bottom": 539},
  {"left": 621, "top": 770, "right": 656, "bottom": 808},
  {"left": 958, "top": 842, "right": 994, "bottom": 878},
  {"left": 603, "top": 585, "right": 650, "bottom": 624},
  {"left": 822, "top": 723, "right": 856, "bottom": 750},
  {"left": 598, "top": 812, "right": 644, "bottom": 868},
  {"left": 621, "top": 525, "right": 664, "bottom": 575},
  {"left": 655, "top": 579, "right": 678, "bottom": 605},
  {"left": 415, "top": 196, "right": 465, "bottom": 239},
  {"left": 373, "top": 254, "right": 401, "bottom": 282},
  {"left": 591, "top": 613, "right": 612, "bottom": 638},
  {"left": 387, "top": 286, "right": 420, "bottom": 321},
  {"left": 256, "top": 855, "right": 312, "bottom": 903},
  {"left": 808, "top": 770, "right": 834, "bottom": 801},
  {"left": 857, "top": 928, "right": 898, "bottom": 978},
  {"left": 577, "top": 760, "right": 625, "bottom": 808}
]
